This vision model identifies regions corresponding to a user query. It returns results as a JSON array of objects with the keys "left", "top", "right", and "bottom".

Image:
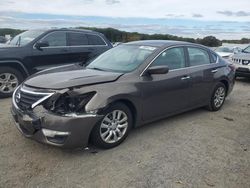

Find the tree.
[
  {"left": 0, "top": 28, "right": 24, "bottom": 37},
  {"left": 197, "top": 36, "right": 222, "bottom": 47},
  {"left": 0, "top": 27, "right": 229, "bottom": 47},
  {"left": 240, "top": 38, "right": 250, "bottom": 44}
]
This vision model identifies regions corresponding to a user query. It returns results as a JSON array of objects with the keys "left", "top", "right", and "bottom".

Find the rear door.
[
  {"left": 186, "top": 46, "right": 218, "bottom": 107},
  {"left": 67, "top": 32, "right": 92, "bottom": 64},
  {"left": 86, "top": 34, "right": 110, "bottom": 58},
  {"left": 141, "top": 47, "right": 192, "bottom": 121},
  {"left": 67, "top": 32, "right": 109, "bottom": 64},
  {"left": 31, "top": 31, "right": 70, "bottom": 72}
]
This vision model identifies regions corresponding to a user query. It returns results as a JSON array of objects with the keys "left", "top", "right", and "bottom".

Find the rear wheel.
[
  {"left": 0, "top": 67, "right": 23, "bottom": 98},
  {"left": 91, "top": 103, "right": 132, "bottom": 149},
  {"left": 207, "top": 83, "right": 226, "bottom": 111}
]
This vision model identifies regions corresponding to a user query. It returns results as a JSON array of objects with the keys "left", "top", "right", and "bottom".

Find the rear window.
[
  {"left": 68, "top": 32, "right": 88, "bottom": 46},
  {"left": 188, "top": 47, "right": 210, "bottom": 66},
  {"left": 87, "top": 34, "right": 106, "bottom": 45},
  {"left": 210, "top": 52, "right": 218, "bottom": 63}
]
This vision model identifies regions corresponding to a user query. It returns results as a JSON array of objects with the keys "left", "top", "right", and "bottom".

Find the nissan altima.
[{"left": 11, "top": 40, "right": 235, "bottom": 149}]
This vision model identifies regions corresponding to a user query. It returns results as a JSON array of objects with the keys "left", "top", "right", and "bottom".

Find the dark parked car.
[
  {"left": 11, "top": 40, "right": 235, "bottom": 149},
  {"left": 0, "top": 29, "right": 112, "bottom": 97}
]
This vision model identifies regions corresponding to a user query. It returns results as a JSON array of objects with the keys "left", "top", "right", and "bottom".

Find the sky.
[{"left": 0, "top": 0, "right": 250, "bottom": 39}]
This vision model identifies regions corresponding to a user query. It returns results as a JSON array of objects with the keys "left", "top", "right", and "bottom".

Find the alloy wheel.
[
  {"left": 100, "top": 110, "right": 128, "bottom": 144},
  {"left": 0, "top": 73, "right": 19, "bottom": 94},
  {"left": 213, "top": 86, "right": 226, "bottom": 108}
]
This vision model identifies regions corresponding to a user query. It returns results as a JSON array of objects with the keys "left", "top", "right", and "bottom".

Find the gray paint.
[{"left": 11, "top": 40, "right": 235, "bottom": 148}]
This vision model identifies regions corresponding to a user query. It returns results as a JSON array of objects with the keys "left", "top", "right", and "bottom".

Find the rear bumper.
[{"left": 11, "top": 102, "right": 103, "bottom": 149}]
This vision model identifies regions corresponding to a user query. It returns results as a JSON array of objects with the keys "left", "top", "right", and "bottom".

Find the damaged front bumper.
[{"left": 11, "top": 93, "right": 103, "bottom": 149}]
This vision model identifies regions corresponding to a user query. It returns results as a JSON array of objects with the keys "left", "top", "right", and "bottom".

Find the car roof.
[
  {"left": 126, "top": 40, "right": 197, "bottom": 48},
  {"left": 47, "top": 28, "right": 101, "bottom": 35},
  {"left": 28, "top": 28, "right": 102, "bottom": 35}
]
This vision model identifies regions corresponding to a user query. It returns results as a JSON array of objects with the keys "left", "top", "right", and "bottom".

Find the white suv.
[{"left": 232, "top": 45, "right": 250, "bottom": 78}]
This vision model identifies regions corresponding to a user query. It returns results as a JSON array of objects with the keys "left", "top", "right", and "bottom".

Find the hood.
[
  {"left": 217, "top": 52, "right": 233, "bottom": 57},
  {"left": 233, "top": 53, "right": 250, "bottom": 60},
  {"left": 0, "top": 44, "right": 26, "bottom": 60},
  {"left": 24, "top": 64, "right": 123, "bottom": 89},
  {"left": 0, "top": 43, "right": 18, "bottom": 48}
]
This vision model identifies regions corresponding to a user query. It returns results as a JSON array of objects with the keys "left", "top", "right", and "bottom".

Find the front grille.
[
  {"left": 15, "top": 87, "right": 53, "bottom": 110},
  {"left": 232, "top": 58, "right": 250, "bottom": 65}
]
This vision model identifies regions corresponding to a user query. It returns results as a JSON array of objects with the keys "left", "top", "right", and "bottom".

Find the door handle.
[
  {"left": 181, "top": 76, "right": 191, "bottom": 80},
  {"left": 211, "top": 69, "right": 218, "bottom": 73}
]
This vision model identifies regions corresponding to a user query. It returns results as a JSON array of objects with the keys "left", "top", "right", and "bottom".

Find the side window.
[
  {"left": 151, "top": 47, "right": 186, "bottom": 70},
  {"left": 188, "top": 47, "right": 210, "bottom": 66},
  {"left": 87, "top": 34, "right": 106, "bottom": 45},
  {"left": 68, "top": 32, "right": 88, "bottom": 46},
  {"left": 41, "top": 32, "right": 66, "bottom": 47},
  {"left": 210, "top": 52, "right": 218, "bottom": 63}
]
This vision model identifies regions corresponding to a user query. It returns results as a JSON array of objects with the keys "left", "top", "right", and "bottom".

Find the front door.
[
  {"left": 67, "top": 32, "right": 109, "bottom": 65},
  {"left": 141, "top": 47, "right": 191, "bottom": 121},
  {"left": 31, "top": 31, "right": 70, "bottom": 73}
]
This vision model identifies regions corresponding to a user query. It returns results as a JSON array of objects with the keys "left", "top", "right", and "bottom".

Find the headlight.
[
  {"left": 43, "top": 92, "right": 96, "bottom": 114},
  {"left": 67, "top": 92, "right": 96, "bottom": 112}
]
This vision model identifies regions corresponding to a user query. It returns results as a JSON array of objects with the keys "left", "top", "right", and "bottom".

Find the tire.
[
  {"left": 90, "top": 102, "right": 133, "bottom": 149},
  {"left": 206, "top": 82, "right": 227, "bottom": 111},
  {"left": 0, "top": 67, "right": 24, "bottom": 98}
]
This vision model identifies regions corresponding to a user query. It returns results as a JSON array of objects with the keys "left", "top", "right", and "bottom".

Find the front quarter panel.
[{"left": 70, "top": 75, "right": 142, "bottom": 123}]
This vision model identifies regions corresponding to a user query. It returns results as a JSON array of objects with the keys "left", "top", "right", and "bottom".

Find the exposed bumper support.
[{"left": 11, "top": 96, "right": 103, "bottom": 149}]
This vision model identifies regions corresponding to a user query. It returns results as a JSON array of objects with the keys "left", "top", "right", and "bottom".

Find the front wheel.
[
  {"left": 90, "top": 103, "right": 133, "bottom": 149},
  {"left": 0, "top": 67, "right": 23, "bottom": 98},
  {"left": 207, "top": 83, "right": 227, "bottom": 111}
]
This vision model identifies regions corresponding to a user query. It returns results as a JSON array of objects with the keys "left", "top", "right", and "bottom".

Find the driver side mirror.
[
  {"left": 34, "top": 41, "right": 49, "bottom": 50},
  {"left": 144, "top": 65, "right": 169, "bottom": 75}
]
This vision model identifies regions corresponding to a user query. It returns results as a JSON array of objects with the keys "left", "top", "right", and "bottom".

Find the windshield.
[
  {"left": 8, "top": 30, "right": 44, "bottom": 46},
  {"left": 243, "top": 46, "right": 250, "bottom": 53},
  {"left": 87, "top": 45, "right": 157, "bottom": 73},
  {"left": 215, "top": 47, "right": 233, "bottom": 53}
]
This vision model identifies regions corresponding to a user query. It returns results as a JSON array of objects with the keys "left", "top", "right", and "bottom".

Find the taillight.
[{"left": 228, "top": 64, "right": 236, "bottom": 72}]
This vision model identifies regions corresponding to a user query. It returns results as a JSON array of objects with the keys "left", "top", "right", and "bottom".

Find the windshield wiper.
[{"left": 87, "top": 67, "right": 106, "bottom": 71}]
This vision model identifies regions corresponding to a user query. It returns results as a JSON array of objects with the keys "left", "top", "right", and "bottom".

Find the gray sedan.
[{"left": 11, "top": 40, "right": 235, "bottom": 149}]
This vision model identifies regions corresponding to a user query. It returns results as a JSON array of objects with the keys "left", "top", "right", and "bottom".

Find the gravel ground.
[{"left": 0, "top": 79, "right": 250, "bottom": 188}]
